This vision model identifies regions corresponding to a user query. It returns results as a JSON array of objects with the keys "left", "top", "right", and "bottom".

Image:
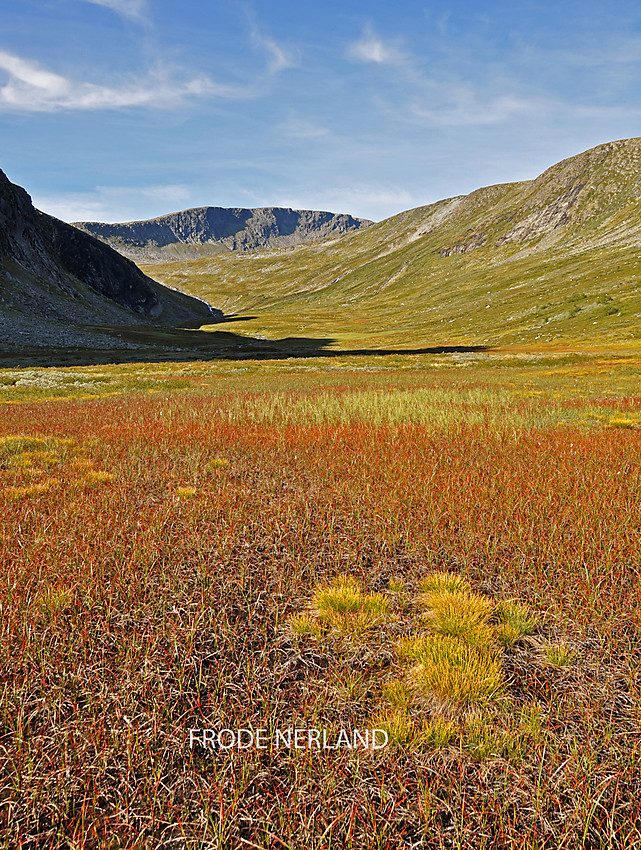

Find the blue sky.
[{"left": 2, "top": 0, "right": 641, "bottom": 222}]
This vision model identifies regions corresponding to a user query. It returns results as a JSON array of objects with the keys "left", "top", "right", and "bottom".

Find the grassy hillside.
[{"left": 142, "top": 138, "right": 641, "bottom": 350}]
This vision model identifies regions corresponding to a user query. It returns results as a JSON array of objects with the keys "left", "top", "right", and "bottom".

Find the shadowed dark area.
[{"left": 0, "top": 321, "right": 489, "bottom": 367}]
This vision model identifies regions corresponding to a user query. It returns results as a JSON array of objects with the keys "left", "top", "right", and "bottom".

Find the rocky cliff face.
[
  {"left": 0, "top": 169, "right": 219, "bottom": 351},
  {"left": 74, "top": 206, "right": 373, "bottom": 261}
]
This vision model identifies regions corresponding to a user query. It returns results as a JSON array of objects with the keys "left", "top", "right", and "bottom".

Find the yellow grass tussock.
[{"left": 405, "top": 634, "right": 504, "bottom": 705}]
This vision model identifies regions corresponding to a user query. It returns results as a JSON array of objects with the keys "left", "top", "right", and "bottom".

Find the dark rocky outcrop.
[
  {"left": 74, "top": 206, "right": 373, "bottom": 261},
  {"left": 0, "top": 169, "right": 220, "bottom": 351}
]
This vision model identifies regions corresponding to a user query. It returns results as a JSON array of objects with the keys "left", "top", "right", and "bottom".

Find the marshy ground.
[{"left": 1, "top": 348, "right": 640, "bottom": 848}]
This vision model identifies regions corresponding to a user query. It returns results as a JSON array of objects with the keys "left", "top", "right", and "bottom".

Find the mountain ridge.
[{"left": 73, "top": 206, "right": 372, "bottom": 262}]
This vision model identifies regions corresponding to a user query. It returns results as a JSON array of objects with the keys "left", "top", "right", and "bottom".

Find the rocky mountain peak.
[{"left": 73, "top": 205, "right": 373, "bottom": 261}]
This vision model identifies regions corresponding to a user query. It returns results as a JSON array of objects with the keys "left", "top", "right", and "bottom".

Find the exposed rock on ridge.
[
  {"left": 74, "top": 206, "right": 373, "bottom": 261},
  {"left": 429, "top": 138, "right": 641, "bottom": 258},
  {"left": 0, "top": 169, "right": 220, "bottom": 352}
]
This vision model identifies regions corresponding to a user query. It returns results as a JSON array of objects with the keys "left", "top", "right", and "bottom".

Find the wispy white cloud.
[
  {"left": 410, "top": 91, "right": 551, "bottom": 127},
  {"left": 257, "top": 185, "right": 417, "bottom": 222},
  {"left": 32, "top": 183, "right": 196, "bottom": 223},
  {"left": 571, "top": 103, "right": 641, "bottom": 119},
  {"left": 346, "top": 24, "right": 406, "bottom": 66},
  {"left": 536, "top": 33, "right": 641, "bottom": 69},
  {"left": 406, "top": 88, "right": 640, "bottom": 128},
  {"left": 79, "top": 0, "right": 148, "bottom": 23},
  {"left": 33, "top": 181, "right": 415, "bottom": 224},
  {"left": 0, "top": 50, "right": 245, "bottom": 112},
  {"left": 250, "top": 25, "right": 297, "bottom": 74},
  {"left": 346, "top": 27, "right": 563, "bottom": 129}
]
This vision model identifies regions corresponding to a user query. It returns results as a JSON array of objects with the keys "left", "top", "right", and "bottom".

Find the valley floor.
[{"left": 1, "top": 351, "right": 640, "bottom": 848}]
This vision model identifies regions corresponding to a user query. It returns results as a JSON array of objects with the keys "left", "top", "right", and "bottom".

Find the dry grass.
[
  {"left": 0, "top": 358, "right": 640, "bottom": 847},
  {"left": 542, "top": 641, "right": 577, "bottom": 667},
  {"left": 493, "top": 599, "right": 539, "bottom": 646},
  {"left": 310, "top": 574, "right": 390, "bottom": 636},
  {"left": 85, "top": 470, "right": 115, "bottom": 485},
  {"left": 370, "top": 709, "right": 416, "bottom": 748},
  {"left": 404, "top": 634, "right": 504, "bottom": 705},
  {"left": 418, "top": 571, "right": 473, "bottom": 594},
  {"left": 380, "top": 679, "right": 411, "bottom": 710},
  {"left": 415, "top": 717, "right": 457, "bottom": 749},
  {"left": 419, "top": 588, "right": 496, "bottom": 648}
]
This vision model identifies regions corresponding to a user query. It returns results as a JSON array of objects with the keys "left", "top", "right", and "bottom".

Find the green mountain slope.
[{"left": 143, "top": 138, "right": 641, "bottom": 349}]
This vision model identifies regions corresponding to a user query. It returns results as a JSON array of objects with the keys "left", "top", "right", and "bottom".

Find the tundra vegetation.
[{"left": 0, "top": 351, "right": 640, "bottom": 848}]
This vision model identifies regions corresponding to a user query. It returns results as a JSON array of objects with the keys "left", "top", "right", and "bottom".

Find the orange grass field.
[{"left": 1, "top": 352, "right": 641, "bottom": 848}]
